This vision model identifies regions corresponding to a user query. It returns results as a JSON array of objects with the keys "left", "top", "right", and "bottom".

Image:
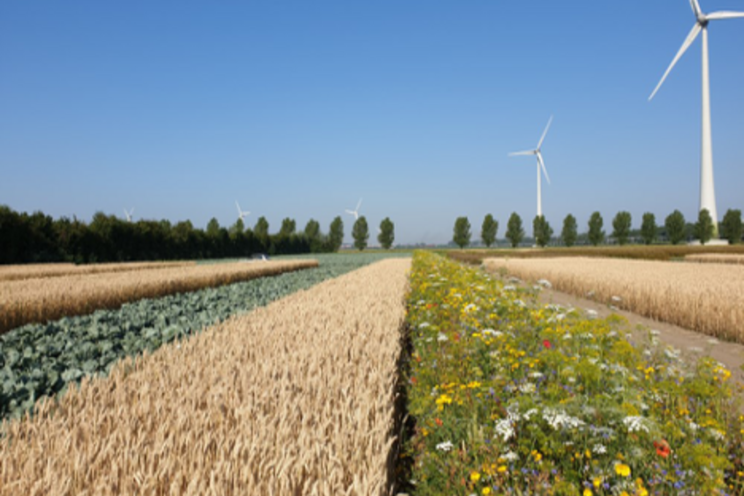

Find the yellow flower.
[
  {"left": 593, "top": 477, "right": 602, "bottom": 488},
  {"left": 470, "top": 471, "right": 481, "bottom": 482},
  {"left": 637, "top": 488, "right": 648, "bottom": 496},
  {"left": 497, "top": 465, "right": 507, "bottom": 473},
  {"left": 482, "top": 488, "right": 491, "bottom": 495},
  {"left": 615, "top": 463, "right": 631, "bottom": 477},
  {"left": 583, "top": 489, "right": 593, "bottom": 496}
]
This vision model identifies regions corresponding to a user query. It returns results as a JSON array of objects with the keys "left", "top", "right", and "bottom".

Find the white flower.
[
  {"left": 707, "top": 338, "right": 719, "bottom": 345},
  {"left": 709, "top": 429, "right": 725, "bottom": 441},
  {"left": 502, "top": 450, "right": 519, "bottom": 461},
  {"left": 515, "top": 299, "right": 526, "bottom": 308},
  {"left": 611, "top": 295, "right": 622, "bottom": 303},
  {"left": 650, "top": 329, "right": 661, "bottom": 336},
  {"left": 623, "top": 416, "right": 651, "bottom": 433},
  {"left": 436, "top": 441, "right": 454, "bottom": 452},
  {"left": 437, "top": 333, "right": 448, "bottom": 342},
  {"left": 586, "top": 309, "right": 598, "bottom": 319},
  {"left": 494, "top": 418, "right": 515, "bottom": 442},
  {"left": 464, "top": 303, "right": 477, "bottom": 312},
  {"left": 419, "top": 322, "right": 430, "bottom": 329},
  {"left": 483, "top": 328, "right": 503, "bottom": 337},
  {"left": 529, "top": 371, "right": 544, "bottom": 379},
  {"left": 503, "top": 285, "right": 516, "bottom": 291},
  {"left": 542, "top": 409, "right": 585, "bottom": 431},
  {"left": 537, "top": 278, "right": 552, "bottom": 289},
  {"left": 522, "top": 408, "right": 539, "bottom": 421},
  {"left": 592, "top": 443, "right": 607, "bottom": 455},
  {"left": 518, "top": 382, "right": 536, "bottom": 393}
]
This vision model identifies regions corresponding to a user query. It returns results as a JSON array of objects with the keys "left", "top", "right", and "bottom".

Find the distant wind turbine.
[
  {"left": 345, "top": 198, "right": 362, "bottom": 220},
  {"left": 235, "top": 201, "right": 250, "bottom": 221},
  {"left": 123, "top": 208, "right": 135, "bottom": 223},
  {"left": 509, "top": 116, "right": 553, "bottom": 218},
  {"left": 649, "top": 0, "right": 744, "bottom": 235}
]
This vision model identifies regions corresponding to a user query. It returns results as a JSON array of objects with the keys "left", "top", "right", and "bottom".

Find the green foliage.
[
  {"left": 532, "top": 215, "right": 553, "bottom": 247},
  {"left": 665, "top": 210, "right": 687, "bottom": 245},
  {"left": 352, "top": 216, "right": 369, "bottom": 251},
  {"left": 452, "top": 217, "right": 471, "bottom": 249},
  {"left": 378, "top": 217, "right": 395, "bottom": 250},
  {"left": 721, "top": 209, "right": 742, "bottom": 245},
  {"left": 481, "top": 214, "right": 498, "bottom": 248},
  {"left": 612, "top": 211, "right": 632, "bottom": 245},
  {"left": 279, "top": 218, "right": 296, "bottom": 236},
  {"left": 694, "top": 209, "right": 715, "bottom": 245},
  {"left": 328, "top": 216, "right": 344, "bottom": 252},
  {"left": 588, "top": 211, "right": 605, "bottom": 246},
  {"left": 640, "top": 212, "right": 657, "bottom": 245},
  {"left": 304, "top": 219, "right": 321, "bottom": 240},
  {"left": 254, "top": 216, "right": 270, "bottom": 238},
  {"left": 561, "top": 214, "right": 577, "bottom": 247},
  {"left": 505, "top": 212, "right": 524, "bottom": 248}
]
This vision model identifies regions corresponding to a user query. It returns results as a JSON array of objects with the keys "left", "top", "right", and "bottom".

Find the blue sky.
[{"left": 1, "top": 1, "right": 743, "bottom": 245}]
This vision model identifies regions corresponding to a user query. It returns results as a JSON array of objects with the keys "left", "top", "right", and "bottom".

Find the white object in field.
[
  {"left": 345, "top": 198, "right": 362, "bottom": 220},
  {"left": 123, "top": 208, "right": 134, "bottom": 223},
  {"left": 235, "top": 201, "right": 250, "bottom": 221},
  {"left": 648, "top": 0, "right": 744, "bottom": 236},
  {"left": 509, "top": 116, "right": 553, "bottom": 218}
]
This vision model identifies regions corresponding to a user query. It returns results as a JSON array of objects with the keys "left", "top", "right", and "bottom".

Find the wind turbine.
[
  {"left": 649, "top": 0, "right": 744, "bottom": 235},
  {"left": 123, "top": 208, "right": 135, "bottom": 223},
  {"left": 509, "top": 116, "right": 553, "bottom": 218},
  {"left": 235, "top": 201, "right": 250, "bottom": 222},
  {"left": 345, "top": 198, "right": 362, "bottom": 220}
]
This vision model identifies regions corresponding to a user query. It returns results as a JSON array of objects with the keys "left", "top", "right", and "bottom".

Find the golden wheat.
[
  {"left": 0, "top": 261, "right": 195, "bottom": 282},
  {"left": 0, "top": 260, "right": 317, "bottom": 334},
  {"left": 484, "top": 257, "right": 744, "bottom": 343},
  {"left": 685, "top": 254, "right": 744, "bottom": 265},
  {"left": 0, "top": 258, "right": 410, "bottom": 496}
]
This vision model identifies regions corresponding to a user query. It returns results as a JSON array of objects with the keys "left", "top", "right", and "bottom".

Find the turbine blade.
[
  {"left": 649, "top": 23, "right": 702, "bottom": 101},
  {"left": 236, "top": 201, "right": 241, "bottom": 214},
  {"left": 356, "top": 198, "right": 362, "bottom": 211},
  {"left": 690, "top": 0, "right": 702, "bottom": 17},
  {"left": 537, "top": 152, "right": 551, "bottom": 185},
  {"left": 537, "top": 115, "right": 553, "bottom": 149},
  {"left": 345, "top": 210, "right": 354, "bottom": 215},
  {"left": 509, "top": 150, "right": 535, "bottom": 157},
  {"left": 706, "top": 11, "right": 744, "bottom": 20}
]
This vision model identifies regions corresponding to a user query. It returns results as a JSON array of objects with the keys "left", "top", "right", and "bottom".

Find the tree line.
[
  {"left": 452, "top": 208, "right": 743, "bottom": 248},
  {"left": 0, "top": 205, "right": 396, "bottom": 264}
]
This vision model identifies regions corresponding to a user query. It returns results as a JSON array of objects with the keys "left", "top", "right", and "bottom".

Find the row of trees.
[
  {"left": 0, "top": 205, "right": 397, "bottom": 264},
  {"left": 453, "top": 209, "right": 743, "bottom": 248}
]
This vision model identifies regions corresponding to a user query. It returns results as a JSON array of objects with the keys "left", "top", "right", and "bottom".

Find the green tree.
[
  {"left": 505, "top": 212, "right": 524, "bottom": 248},
  {"left": 452, "top": 217, "right": 471, "bottom": 249},
  {"left": 587, "top": 211, "right": 605, "bottom": 246},
  {"left": 640, "top": 213, "right": 657, "bottom": 245},
  {"left": 304, "top": 219, "right": 321, "bottom": 240},
  {"left": 720, "top": 209, "right": 742, "bottom": 245},
  {"left": 612, "top": 211, "right": 632, "bottom": 245},
  {"left": 533, "top": 215, "right": 553, "bottom": 248},
  {"left": 254, "top": 217, "right": 269, "bottom": 237},
  {"left": 481, "top": 214, "right": 498, "bottom": 248},
  {"left": 694, "top": 208, "right": 715, "bottom": 245},
  {"left": 230, "top": 218, "right": 245, "bottom": 236},
  {"left": 279, "top": 218, "right": 296, "bottom": 236},
  {"left": 561, "top": 214, "right": 578, "bottom": 247},
  {"left": 352, "top": 216, "right": 369, "bottom": 251},
  {"left": 664, "top": 210, "right": 687, "bottom": 245},
  {"left": 328, "top": 216, "right": 344, "bottom": 252},
  {"left": 378, "top": 217, "right": 395, "bottom": 250}
]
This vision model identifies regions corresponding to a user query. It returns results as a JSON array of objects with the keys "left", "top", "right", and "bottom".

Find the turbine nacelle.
[{"left": 235, "top": 201, "right": 250, "bottom": 221}]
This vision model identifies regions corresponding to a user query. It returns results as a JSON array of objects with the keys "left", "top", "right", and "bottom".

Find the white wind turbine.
[
  {"left": 345, "top": 198, "right": 362, "bottom": 220},
  {"left": 235, "top": 201, "right": 250, "bottom": 222},
  {"left": 649, "top": 0, "right": 744, "bottom": 235},
  {"left": 123, "top": 208, "right": 135, "bottom": 223},
  {"left": 509, "top": 116, "right": 553, "bottom": 218}
]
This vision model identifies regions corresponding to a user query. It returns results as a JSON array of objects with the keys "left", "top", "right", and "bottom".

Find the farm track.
[
  {"left": 484, "top": 256, "right": 744, "bottom": 344},
  {"left": 0, "top": 261, "right": 194, "bottom": 281},
  {"left": 0, "top": 258, "right": 411, "bottom": 496},
  {"left": 0, "top": 260, "right": 317, "bottom": 334}
]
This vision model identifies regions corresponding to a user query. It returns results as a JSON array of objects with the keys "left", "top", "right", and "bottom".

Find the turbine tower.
[
  {"left": 123, "top": 208, "right": 134, "bottom": 223},
  {"left": 649, "top": 0, "right": 744, "bottom": 235},
  {"left": 509, "top": 116, "right": 553, "bottom": 218},
  {"left": 235, "top": 201, "right": 250, "bottom": 222},
  {"left": 345, "top": 198, "right": 362, "bottom": 221}
]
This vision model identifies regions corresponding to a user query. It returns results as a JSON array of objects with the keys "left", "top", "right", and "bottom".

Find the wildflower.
[
  {"left": 623, "top": 416, "right": 651, "bottom": 433},
  {"left": 494, "top": 418, "right": 515, "bottom": 441},
  {"left": 482, "top": 488, "right": 491, "bottom": 495},
  {"left": 502, "top": 450, "right": 519, "bottom": 461},
  {"left": 583, "top": 489, "right": 593, "bottom": 496},
  {"left": 470, "top": 471, "right": 481, "bottom": 482},
  {"left": 543, "top": 339, "right": 552, "bottom": 349},
  {"left": 497, "top": 465, "right": 507, "bottom": 473},
  {"left": 435, "top": 417, "right": 443, "bottom": 427},
  {"left": 593, "top": 477, "right": 602, "bottom": 488},
  {"left": 653, "top": 439, "right": 671, "bottom": 458},
  {"left": 437, "top": 333, "right": 448, "bottom": 342},
  {"left": 436, "top": 441, "right": 454, "bottom": 452},
  {"left": 615, "top": 463, "right": 631, "bottom": 477}
]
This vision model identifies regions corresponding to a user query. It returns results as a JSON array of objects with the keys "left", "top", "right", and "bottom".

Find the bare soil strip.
[
  {"left": 0, "top": 260, "right": 317, "bottom": 334},
  {"left": 0, "top": 258, "right": 411, "bottom": 496},
  {"left": 0, "top": 261, "right": 195, "bottom": 282}
]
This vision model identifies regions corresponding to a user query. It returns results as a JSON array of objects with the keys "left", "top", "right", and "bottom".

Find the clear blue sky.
[{"left": 1, "top": 1, "right": 743, "bottom": 245}]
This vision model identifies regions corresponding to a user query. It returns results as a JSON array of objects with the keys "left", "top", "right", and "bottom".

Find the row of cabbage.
[
  {"left": 403, "top": 252, "right": 744, "bottom": 496},
  {"left": 0, "top": 253, "right": 406, "bottom": 421}
]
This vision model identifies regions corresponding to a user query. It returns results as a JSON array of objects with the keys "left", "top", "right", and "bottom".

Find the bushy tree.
[
  {"left": 561, "top": 214, "right": 577, "bottom": 247},
  {"left": 720, "top": 209, "right": 742, "bottom": 245},
  {"left": 505, "top": 212, "right": 524, "bottom": 248},
  {"left": 378, "top": 217, "right": 395, "bottom": 250},
  {"left": 328, "top": 216, "right": 344, "bottom": 252},
  {"left": 533, "top": 215, "right": 553, "bottom": 248},
  {"left": 279, "top": 218, "right": 296, "bottom": 236},
  {"left": 612, "top": 211, "right": 632, "bottom": 245},
  {"left": 640, "top": 213, "right": 657, "bottom": 245},
  {"left": 304, "top": 219, "right": 320, "bottom": 240},
  {"left": 694, "top": 209, "right": 715, "bottom": 245},
  {"left": 453, "top": 217, "right": 471, "bottom": 249},
  {"left": 254, "top": 217, "right": 269, "bottom": 238},
  {"left": 481, "top": 214, "right": 498, "bottom": 248},
  {"left": 587, "top": 211, "right": 605, "bottom": 246},
  {"left": 352, "top": 216, "right": 369, "bottom": 251},
  {"left": 665, "top": 210, "right": 687, "bottom": 245}
]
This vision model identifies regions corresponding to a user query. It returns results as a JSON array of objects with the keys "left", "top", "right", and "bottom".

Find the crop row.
[
  {"left": 0, "top": 258, "right": 411, "bottom": 495},
  {"left": 403, "top": 252, "right": 743, "bottom": 495},
  {"left": 0, "top": 260, "right": 195, "bottom": 282},
  {"left": 483, "top": 256, "right": 744, "bottom": 344},
  {"left": 0, "top": 253, "right": 405, "bottom": 421}
]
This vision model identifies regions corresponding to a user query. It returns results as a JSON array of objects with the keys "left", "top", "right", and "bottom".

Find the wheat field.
[
  {"left": 0, "top": 261, "right": 195, "bottom": 282},
  {"left": 0, "top": 258, "right": 410, "bottom": 495},
  {"left": 484, "top": 257, "right": 744, "bottom": 343},
  {"left": 685, "top": 253, "right": 744, "bottom": 265},
  {"left": 0, "top": 260, "right": 317, "bottom": 334}
]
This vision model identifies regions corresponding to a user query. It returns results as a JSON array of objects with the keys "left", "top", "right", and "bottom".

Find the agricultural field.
[
  {"left": 0, "top": 259, "right": 317, "bottom": 333},
  {"left": 403, "top": 252, "right": 744, "bottom": 495},
  {"left": 0, "top": 253, "right": 406, "bottom": 420},
  {"left": 0, "top": 258, "right": 411, "bottom": 495},
  {"left": 483, "top": 257, "right": 744, "bottom": 344},
  {"left": 685, "top": 254, "right": 744, "bottom": 265},
  {"left": 0, "top": 260, "right": 194, "bottom": 282}
]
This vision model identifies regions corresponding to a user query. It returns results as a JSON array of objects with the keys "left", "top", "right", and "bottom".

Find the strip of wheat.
[
  {"left": 0, "top": 261, "right": 195, "bottom": 282},
  {"left": 484, "top": 257, "right": 744, "bottom": 343},
  {"left": 0, "top": 260, "right": 317, "bottom": 333},
  {"left": 0, "top": 258, "right": 411, "bottom": 496},
  {"left": 685, "top": 254, "right": 744, "bottom": 265}
]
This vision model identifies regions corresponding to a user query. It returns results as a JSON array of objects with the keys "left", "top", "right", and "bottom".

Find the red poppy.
[
  {"left": 543, "top": 339, "right": 552, "bottom": 349},
  {"left": 654, "top": 439, "right": 671, "bottom": 458},
  {"left": 410, "top": 376, "right": 417, "bottom": 385},
  {"left": 435, "top": 417, "right": 443, "bottom": 427}
]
